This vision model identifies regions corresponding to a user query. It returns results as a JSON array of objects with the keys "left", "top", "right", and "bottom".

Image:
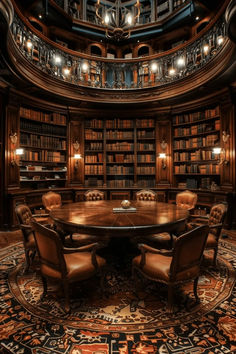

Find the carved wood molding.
[{"left": 7, "top": 32, "right": 236, "bottom": 105}]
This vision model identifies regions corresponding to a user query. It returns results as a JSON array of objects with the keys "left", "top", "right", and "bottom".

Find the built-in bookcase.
[
  {"left": 84, "top": 117, "right": 157, "bottom": 187},
  {"left": 172, "top": 105, "right": 221, "bottom": 189},
  {"left": 19, "top": 106, "right": 68, "bottom": 189}
]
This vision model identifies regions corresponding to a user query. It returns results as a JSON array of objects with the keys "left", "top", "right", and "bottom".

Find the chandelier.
[{"left": 95, "top": 0, "right": 141, "bottom": 41}]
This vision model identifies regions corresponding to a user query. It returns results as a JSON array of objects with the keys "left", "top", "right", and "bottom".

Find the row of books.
[
  {"left": 137, "top": 178, "right": 155, "bottom": 188},
  {"left": 84, "top": 119, "right": 103, "bottom": 129},
  {"left": 20, "top": 134, "right": 66, "bottom": 150},
  {"left": 137, "top": 130, "right": 155, "bottom": 139},
  {"left": 20, "top": 107, "right": 66, "bottom": 125},
  {"left": 174, "top": 164, "right": 220, "bottom": 174},
  {"left": 137, "top": 166, "right": 155, "bottom": 174},
  {"left": 136, "top": 119, "right": 155, "bottom": 128},
  {"left": 106, "top": 154, "right": 134, "bottom": 163},
  {"left": 84, "top": 165, "right": 103, "bottom": 175},
  {"left": 173, "top": 134, "right": 219, "bottom": 149},
  {"left": 85, "top": 177, "right": 103, "bottom": 187},
  {"left": 85, "top": 154, "right": 103, "bottom": 163},
  {"left": 137, "top": 143, "right": 155, "bottom": 151},
  {"left": 85, "top": 142, "right": 103, "bottom": 150},
  {"left": 85, "top": 130, "right": 103, "bottom": 140},
  {"left": 106, "top": 131, "right": 134, "bottom": 139},
  {"left": 106, "top": 142, "right": 134, "bottom": 151},
  {"left": 173, "top": 106, "right": 219, "bottom": 125},
  {"left": 173, "top": 121, "right": 220, "bottom": 137},
  {"left": 20, "top": 120, "right": 67, "bottom": 137},
  {"left": 107, "top": 179, "right": 134, "bottom": 188},
  {"left": 174, "top": 149, "right": 218, "bottom": 162},
  {"left": 106, "top": 119, "right": 134, "bottom": 129},
  {"left": 106, "top": 166, "right": 134, "bottom": 174},
  {"left": 137, "top": 154, "right": 155, "bottom": 162},
  {"left": 21, "top": 150, "right": 66, "bottom": 162}
]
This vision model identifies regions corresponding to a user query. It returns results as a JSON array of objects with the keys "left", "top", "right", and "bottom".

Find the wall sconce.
[
  {"left": 159, "top": 152, "right": 167, "bottom": 169},
  {"left": 11, "top": 148, "right": 24, "bottom": 166},
  {"left": 212, "top": 131, "right": 230, "bottom": 166},
  {"left": 73, "top": 140, "right": 82, "bottom": 171}
]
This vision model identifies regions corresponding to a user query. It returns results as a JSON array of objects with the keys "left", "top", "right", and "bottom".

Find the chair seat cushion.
[
  {"left": 41, "top": 252, "right": 106, "bottom": 281},
  {"left": 133, "top": 253, "right": 172, "bottom": 282}
]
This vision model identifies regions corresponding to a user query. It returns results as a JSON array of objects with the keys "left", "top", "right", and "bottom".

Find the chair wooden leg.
[
  {"left": 193, "top": 277, "right": 200, "bottom": 303},
  {"left": 167, "top": 284, "right": 174, "bottom": 313},
  {"left": 23, "top": 249, "right": 31, "bottom": 274},
  {"left": 41, "top": 276, "right": 47, "bottom": 300},
  {"left": 62, "top": 280, "right": 70, "bottom": 313},
  {"left": 213, "top": 247, "right": 218, "bottom": 267}
]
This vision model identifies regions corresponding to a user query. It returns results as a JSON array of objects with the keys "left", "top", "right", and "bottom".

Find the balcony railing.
[{"left": 11, "top": 12, "right": 226, "bottom": 90}]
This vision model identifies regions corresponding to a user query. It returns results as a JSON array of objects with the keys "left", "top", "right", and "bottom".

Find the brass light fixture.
[
  {"left": 73, "top": 140, "right": 82, "bottom": 171},
  {"left": 95, "top": 0, "right": 141, "bottom": 41},
  {"left": 212, "top": 131, "right": 230, "bottom": 165}
]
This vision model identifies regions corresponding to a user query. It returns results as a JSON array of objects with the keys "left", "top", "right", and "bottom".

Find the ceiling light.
[
  {"left": 82, "top": 62, "right": 89, "bottom": 72},
  {"left": 217, "top": 36, "right": 224, "bottom": 45},
  {"left": 177, "top": 57, "right": 185, "bottom": 67},
  {"left": 63, "top": 68, "right": 70, "bottom": 76},
  {"left": 26, "top": 41, "right": 32, "bottom": 49},
  {"left": 150, "top": 62, "right": 158, "bottom": 73},
  {"left": 54, "top": 55, "right": 62, "bottom": 65},
  {"left": 169, "top": 68, "right": 176, "bottom": 76},
  {"left": 203, "top": 44, "right": 209, "bottom": 54}
]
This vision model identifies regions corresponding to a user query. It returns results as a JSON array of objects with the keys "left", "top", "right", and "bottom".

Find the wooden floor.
[{"left": 0, "top": 228, "right": 236, "bottom": 249}]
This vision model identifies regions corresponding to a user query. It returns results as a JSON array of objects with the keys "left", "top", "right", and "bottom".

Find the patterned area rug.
[{"left": 0, "top": 241, "right": 236, "bottom": 353}]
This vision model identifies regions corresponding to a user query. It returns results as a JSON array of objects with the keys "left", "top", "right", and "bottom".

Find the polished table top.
[{"left": 50, "top": 201, "right": 189, "bottom": 237}]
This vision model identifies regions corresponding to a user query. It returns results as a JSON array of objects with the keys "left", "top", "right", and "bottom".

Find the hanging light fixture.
[{"left": 95, "top": 0, "right": 141, "bottom": 41}]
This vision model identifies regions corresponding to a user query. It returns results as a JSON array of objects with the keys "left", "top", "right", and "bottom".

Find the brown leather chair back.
[
  {"left": 84, "top": 189, "right": 105, "bottom": 201},
  {"left": 15, "top": 204, "right": 33, "bottom": 239},
  {"left": 42, "top": 191, "right": 62, "bottom": 212},
  {"left": 170, "top": 224, "right": 209, "bottom": 282},
  {"left": 208, "top": 203, "right": 228, "bottom": 236},
  {"left": 32, "top": 220, "right": 67, "bottom": 276},
  {"left": 176, "top": 190, "right": 197, "bottom": 211},
  {"left": 136, "top": 189, "right": 157, "bottom": 201}
]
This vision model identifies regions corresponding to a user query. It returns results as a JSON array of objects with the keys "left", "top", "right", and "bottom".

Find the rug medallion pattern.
[{"left": 0, "top": 241, "right": 236, "bottom": 353}]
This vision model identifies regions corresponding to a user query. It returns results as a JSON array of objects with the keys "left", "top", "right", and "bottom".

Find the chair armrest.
[
  {"left": 20, "top": 224, "right": 33, "bottom": 231},
  {"left": 32, "top": 213, "right": 49, "bottom": 218},
  {"left": 63, "top": 242, "right": 100, "bottom": 268},
  {"left": 209, "top": 223, "right": 222, "bottom": 230},
  {"left": 63, "top": 242, "right": 99, "bottom": 253},
  {"left": 138, "top": 243, "right": 173, "bottom": 268}
]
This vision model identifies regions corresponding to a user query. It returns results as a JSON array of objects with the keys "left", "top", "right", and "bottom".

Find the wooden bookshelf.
[
  {"left": 84, "top": 117, "right": 157, "bottom": 188},
  {"left": 19, "top": 106, "right": 67, "bottom": 189},
  {"left": 172, "top": 105, "right": 221, "bottom": 190}
]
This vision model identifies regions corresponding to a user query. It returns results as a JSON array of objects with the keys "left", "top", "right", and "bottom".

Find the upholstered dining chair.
[
  {"left": 71, "top": 189, "right": 108, "bottom": 246},
  {"left": 31, "top": 220, "right": 106, "bottom": 313},
  {"left": 42, "top": 191, "right": 62, "bottom": 213},
  {"left": 176, "top": 190, "right": 198, "bottom": 213},
  {"left": 15, "top": 204, "right": 48, "bottom": 273},
  {"left": 136, "top": 189, "right": 157, "bottom": 201},
  {"left": 84, "top": 189, "right": 105, "bottom": 201},
  {"left": 132, "top": 224, "right": 209, "bottom": 312},
  {"left": 144, "top": 189, "right": 198, "bottom": 249},
  {"left": 186, "top": 202, "right": 228, "bottom": 266}
]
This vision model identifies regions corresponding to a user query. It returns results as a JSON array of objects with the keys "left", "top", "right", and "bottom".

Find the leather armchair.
[
  {"left": 31, "top": 220, "right": 106, "bottom": 313},
  {"left": 42, "top": 191, "right": 62, "bottom": 213},
  {"left": 136, "top": 189, "right": 157, "bottom": 201},
  {"left": 176, "top": 190, "right": 198, "bottom": 212},
  {"left": 132, "top": 225, "right": 209, "bottom": 312},
  {"left": 145, "top": 190, "right": 198, "bottom": 249},
  {"left": 84, "top": 190, "right": 105, "bottom": 201},
  {"left": 15, "top": 204, "right": 48, "bottom": 273},
  {"left": 187, "top": 202, "right": 228, "bottom": 266}
]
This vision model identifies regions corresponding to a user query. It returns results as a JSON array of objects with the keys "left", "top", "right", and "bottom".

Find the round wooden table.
[{"left": 50, "top": 200, "right": 189, "bottom": 238}]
